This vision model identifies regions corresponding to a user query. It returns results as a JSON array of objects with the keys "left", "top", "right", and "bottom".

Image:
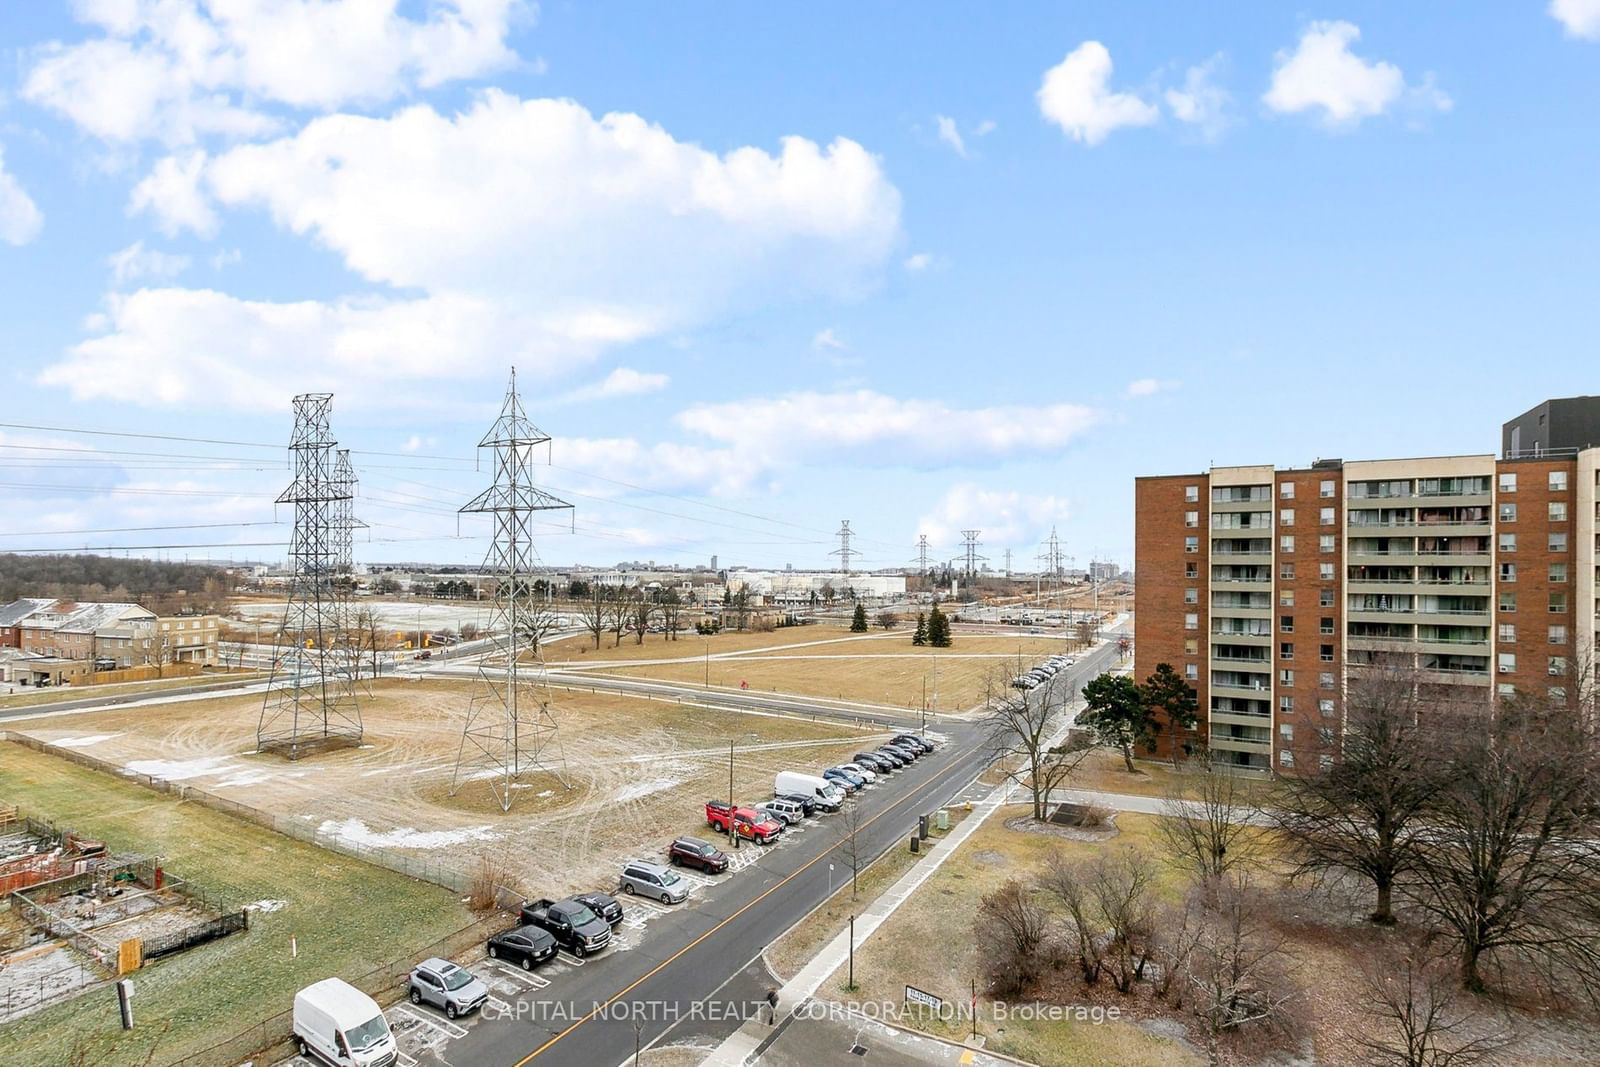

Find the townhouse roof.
[{"left": 0, "top": 598, "right": 58, "bottom": 628}]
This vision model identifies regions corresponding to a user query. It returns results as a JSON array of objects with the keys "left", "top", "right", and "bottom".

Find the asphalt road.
[{"left": 425, "top": 634, "right": 1125, "bottom": 1067}]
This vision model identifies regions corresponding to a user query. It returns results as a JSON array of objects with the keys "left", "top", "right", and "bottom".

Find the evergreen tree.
[
  {"left": 850, "top": 602, "right": 869, "bottom": 632},
  {"left": 927, "top": 602, "right": 953, "bottom": 647},
  {"left": 912, "top": 612, "right": 928, "bottom": 646}
]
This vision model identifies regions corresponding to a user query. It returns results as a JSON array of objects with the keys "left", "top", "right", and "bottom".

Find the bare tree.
[
  {"left": 1187, "top": 873, "right": 1298, "bottom": 1065},
  {"left": 515, "top": 596, "right": 562, "bottom": 658},
  {"left": 1041, "top": 847, "right": 1159, "bottom": 993},
  {"left": 631, "top": 593, "right": 655, "bottom": 646},
  {"left": 975, "top": 878, "right": 1049, "bottom": 996},
  {"left": 607, "top": 588, "right": 631, "bottom": 648},
  {"left": 1158, "top": 760, "right": 1264, "bottom": 884},
  {"left": 982, "top": 659, "right": 1098, "bottom": 821},
  {"left": 1041, "top": 851, "right": 1102, "bottom": 985},
  {"left": 834, "top": 795, "right": 868, "bottom": 899},
  {"left": 1400, "top": 700, "right": 1600, "bottom": 996},
  {"left": 876, "top": 611, "right": 899, "bottom": 630},
  {"left": 577, "top": 582, "right": 608, "bottom": 650},
  {"left": 658, "top": 588, "right": 682, "bottom": 641},
  {"left": 1272, "top": 668, "right": 1444, "bottom": 924},
  {"left": 1356, "top": 936, "right": 1512, "bottom": 1067}
]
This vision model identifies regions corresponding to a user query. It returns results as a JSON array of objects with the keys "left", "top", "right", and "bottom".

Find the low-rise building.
[{"left": 156, "top": 615, "right": 221, "bottom": 666}]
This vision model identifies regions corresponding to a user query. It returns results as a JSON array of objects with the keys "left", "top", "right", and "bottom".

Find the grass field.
[
  {"left": 7, "top": 679, "right": 883, "bottom": 897},
  {"left": 0, "top": 671, "right": 265, "bottom": 710},
  {"left": 0, "top": 742, "right": 473, "bottom": 1067},
  {"left": 559, "top": 633, "right": 1075, "bottom": 712},
  {"left": 542, "top": 624, "right": 869, "bottom": 663}
]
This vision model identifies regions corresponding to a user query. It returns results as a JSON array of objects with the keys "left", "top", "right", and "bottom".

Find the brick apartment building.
[
  {"left": 0, "top": 599, "right": 221, "bottom": 669},
  {"left": 1135, "top": 396, "right": 1600, "bottom": 775}
]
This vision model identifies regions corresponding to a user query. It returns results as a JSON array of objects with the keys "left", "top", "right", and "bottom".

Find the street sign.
[{"left": 904, "top": 984, "right": 942, "bottom": 1011}]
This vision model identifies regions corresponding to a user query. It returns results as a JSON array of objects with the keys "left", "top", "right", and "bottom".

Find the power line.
[{"left": 0, "top": 521, "right": 285, "bottom": 538}]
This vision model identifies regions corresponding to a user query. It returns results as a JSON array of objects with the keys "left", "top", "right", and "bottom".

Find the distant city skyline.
[{"left": 2, "top": 4, "right": 1598, "bottom": 573}]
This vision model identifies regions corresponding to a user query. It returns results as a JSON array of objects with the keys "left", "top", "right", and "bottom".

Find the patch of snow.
[
  {"left": 536, "top": 790, "right": 554, "bottom": 798},
  {"left": 616, "top": 777, "right": 684, "bottom": 803},
  {"left": 248, "top": 899, "right": 290, "bottom": 913},
  {"left": 213, "top": 770, "right": 278, "bottom": 789},
  {"left": 51, "top": 734, "right": 120, "bottom": 748},
  {"left": 315, "top": 818, "right": 498, "bottom": 850},
  {"left": 122, "top": 756, "right": 238, "bottom": 781}
]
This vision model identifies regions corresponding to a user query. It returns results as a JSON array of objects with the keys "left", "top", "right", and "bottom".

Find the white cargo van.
[
  {"left": 293, "top": 978, "right": 398, "bottom": 1067},
  {"left": 775, "top": 771, "right": 844, "bottom": 811}
]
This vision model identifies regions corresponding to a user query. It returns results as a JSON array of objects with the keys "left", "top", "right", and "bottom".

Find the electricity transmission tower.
[
  {"left": 332, "top": 449, "right": 368, "bottom": 689},
  {"left": 913, "top": 534, "right": 930, "bottom": 574},
  {"left": 1036, "top": 526, "right": 1066, "bottom": 607},
  {"left": 258, "top": 394, "right": 362, "bottom": 758},
  {"left": 958, "top": 529, "right": 985, "bottom": 579},
  {"left": 1003, "top": 548, "right": 1012, "bottom": 578},
  {"left": 451, "top": 369, "right": 573, "bottom": 812},
  {"left": 831, "top": 520, "right": 855, "bottom": 577}
]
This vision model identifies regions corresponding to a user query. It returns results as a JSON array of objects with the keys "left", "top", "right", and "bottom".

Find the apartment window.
[
  {"left": 1499, "top": 592, "right": 1516, "bottom": 612},
  {"left": 1550, "top": 562, "right": 1568, "bottom": 583},
  {"left": 1280, "top": 562, "right": 1296, "bottom": 580},
  {"left": 1320, "top": 617, "right": 1334, "bottom": 635},
  {"left": 1280, "top": 697, "right": 1294, "bottom": 715},
  {"left": 1280, "top": 669, "right": 1295, "bottom": 685},
  {"left": 1320, "top": 754, "right": 1335, "bottom": 771},
  {"left": 1185, "top": 638, "right": 1199, "bottom": 655},
  {"left": 1549, "top": 470, "right": 1568, "bottom": 491},
  {"left": 1550, "top": 532, "right": 1568, "bottom": 552},
  {"left": 1185, "top": 562, "right": 1199, "bottom": 579},
  {"left": 1280, "top": 750, "right": 1295, "bottom": 768},
  {"left": 1498, "top": 533, "right": 1517, "bottom": 553},
  {"left": 1279, "top": 721, "right": 1294, "bottom": 739},
  {"left": 1549, "top": 501, "right": 1568, "bottom": 522},
  {"left": 1499, "top": 502, "right": 1517, "bottom": 522},
  {"left": 1550, "top": 625, "right": 1568, "bottom": 645},
  {"left": 1185, "top": 663, "right": 1198, "bottom": 681},
  {"left": 1319, "top": 562, "right": 1335, "bottom": 580},
  {"left": 1184, "top": 588, "right": 1198, "bottom": 605},
  {"left": 1280, "top": 535, "right": 1295, "bottom": 553},
  {"left": 1320, "top": 644, "right": 1335, "bottom": 662},
  {"left": 1280, "top": 615, "right": 1295, "bottom": 633},
  {"left": 1319, "top": 698, "right": 1335, "bottom": 715},
  {"left": 1498, "top": 683, "right": 1516, "bottom": 699},
  {"left": 1498, "top": 472, "right": 1517, "bottom": 493},
  {"left": 1320, "top": 589, "right": 1335, "bottom": 607},
  {"left": 1320, "top": 479, "right": 1335, "bottom": 499},
  {"left": 1281, "top": 589, "right": 1296, "bottom": 607},
  {"left": 1280, "top": 508, "right": 1295, "bottom": 527},
  {"left": 1184, "top": 613, "right": 1198, "bottom": 630},
  {"left": 1550, "top": 655, "right": 1568, "bottom": 676},
  {"left": 1319, "top": 534, "right": 1335, "bottom": 553},
  {"left": 1500, "top": 562, "right": 1517, "bottom": 583},
  {"left": 1498, "top": 623, "right": 1516, "bottom": 642},
  {"left": 1185, "top": 484, "right": 1199, "bottom": 502},
  {"left": 1280, "top": 642, "right": 1294, "bottom": 660},
  {"left": 1184, "top": 510, "right": 1199, "bottom": 528},
  {"left": 1550, "top": 686, "right": 1568, "bottom": 702},
  {"left": 1318, "top": 727, "right": 1335, "bottom": 746},
  {"left": 1320, "top": 672, "right": 1335, "bottom": 689},
  {"left": 1185, "top": 536, "right": 1198, "bottom": 553},
  {"left": 1280, "top": 482, "right": 1295, "bottom": 499},
  {"left": 1319, "top": 507, "right": 1336, "bottom": 526},
  {"left": 1549, "top": 593, "right": 1567, "bottom": 614},
  {"left": 1498, "top": 652, "right": 1517, "bottom": 673}
]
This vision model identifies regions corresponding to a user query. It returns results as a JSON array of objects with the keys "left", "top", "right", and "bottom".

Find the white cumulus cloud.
[
  {"left": 53, "top": 92, "right": 901, "bottom": 410},
  {"left": 1551, "top": 0, "right": 1600, "bottom": 39},
  {"left": 555, "top": 367, "right": 671, "bottom": 406},
  {"left": 1126, "top": 377, "right": 1180, "bottom": 398},
  {"left": 108, "top": 241, "right": 191, "bottom": 285},
  {"left": 23, "top": 0, "right": 526, "bottom": 145},
  {"left": 1264, "top": 21, "right": 1449, "bottom": 129},
  {"left": 1164, "top": 56, "right": 1231, "bottom": 140},
  {"left": 916, "top": 483, "right": 1073, "bottom": 549},
  {"left": 934, "top": 115, "right": 966, "bottom": 157},
  {"left": 0, "top": 147, "right": 44, "bottom": 246},
  {"left": 1037, "top": 41, "right": 1158, "bottom": 145}
]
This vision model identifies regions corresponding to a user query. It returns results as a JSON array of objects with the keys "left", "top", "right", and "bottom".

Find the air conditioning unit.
[{"left": 1498, "top": 664, "right": 1512, "bottom": 673}]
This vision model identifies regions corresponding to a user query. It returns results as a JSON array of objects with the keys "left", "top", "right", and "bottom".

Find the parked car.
[
  {"left": 870, "top": 748, "right": 904, "bottom": 769},
  {"left": 892, "top": 734, "right": 933, "bottom": 754},
  {"left": 486, "top": 925, "right": 557, "bottom": 971},
  {"left": 776, "top": 791, "right": 819, "bottom": 816},
  {"left": 823, "top": 767, "right": 865, "bottom": 791},
  {"left": 705, "top": 799, "right": 783, "bottom": 843},
  {"left": 407, "top": 958, "right": 488, "bottom": 1019},
  {"left": 669, "top": 835, "right": 730, "bottom": 872},
  {"left": 882, "top": 743, "right": 918, "bottom": 762},
  {"left": 518, "top": 897, "right": 612, "bottom": 957},
  {"left": 573, "top": 890, "right": 624, "bottom": 926},
  {"left": 775, "top": 771, "right": 844, "bottom": 811},
  {"left": 851, "top": 752, "right": 891, "bottom": 774},
  {"left": 620, "top": 860, "right": 690, "bottom": 903},
  {"left": 840, "top": 762, "right": 877, "bottom": 783},
  {"left": 294, "top": 979, "right": 397, "bottom": 1067},
  {"left": 756, "top": 798, "right": 804, "bottom": 825}
]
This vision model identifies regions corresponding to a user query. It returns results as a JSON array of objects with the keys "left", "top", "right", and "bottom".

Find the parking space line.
[
  {"left": 395, "top": 1004, "right": 468, "bottom": 1039},
  {"left": 488, "top": 961, "right": 551, "bottom": 989},
  {"left": 556, "top": 951, "right": 588, "bottom": 966}
]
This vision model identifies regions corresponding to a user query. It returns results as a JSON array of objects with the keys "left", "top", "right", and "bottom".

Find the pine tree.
[
  {"left": 912, "top": 612, "right": 928, "bottom": 646},
  {"left": 928, "top": 602, "right": 953, "bottom": 647},
  {"left": 850, "top": 602, "right": 869, "bottom": 632}
]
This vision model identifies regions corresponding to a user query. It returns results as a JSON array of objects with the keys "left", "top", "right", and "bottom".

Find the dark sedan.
[
  {"left": 486, "top": 925, "right": 558, "bottom": 971},
  {"left": 574, "top": 891, "right": 624, "bottom": 926}
]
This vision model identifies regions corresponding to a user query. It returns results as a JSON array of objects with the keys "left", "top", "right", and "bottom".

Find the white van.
[
  {"left": 294, "top": 978, "right": 398, "bottom": 1067},
  {"left": 774, "top": 771, "right": 844, "bottom": 812}
]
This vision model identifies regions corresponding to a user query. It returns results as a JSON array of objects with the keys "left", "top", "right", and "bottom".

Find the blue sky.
[{"left": 1, "top": 2, "right": 1598, "bottom": 574}]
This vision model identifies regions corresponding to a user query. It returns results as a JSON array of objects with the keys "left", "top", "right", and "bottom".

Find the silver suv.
[
  {"left": 408, "top": 958, "right": 488, "bottom": 1019},
  {"left": 620, "top": 860, "right": 690, "bottom": 904},
  {"left": 757, "top": 798, "right": 804, "bottom": 825}
]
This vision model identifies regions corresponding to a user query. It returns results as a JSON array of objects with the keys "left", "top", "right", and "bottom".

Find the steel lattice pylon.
[
  {"left": 332, "top": 448, "right": 369, "bottom": 695},
  {"left": 451, "top": 368, "right": 573, "bottom": 811},
  {"left": 258, "top": 394, "right": 363, "bottom": 758}
]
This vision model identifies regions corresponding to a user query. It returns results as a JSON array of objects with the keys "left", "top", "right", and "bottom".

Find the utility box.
[
  {"left": 909, "top": 834, "right": 920, "bottom": 854},
  {"left": 936, "top": 809, "right": 950, "bottom": 831},
  {"left": 918, "top": 814, "right": 930, "bottom": 841}
]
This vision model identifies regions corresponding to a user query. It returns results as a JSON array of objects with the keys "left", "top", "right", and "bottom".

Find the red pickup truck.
[{"left": 704, "top": 800, "right": 782, "bottom": 844}]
